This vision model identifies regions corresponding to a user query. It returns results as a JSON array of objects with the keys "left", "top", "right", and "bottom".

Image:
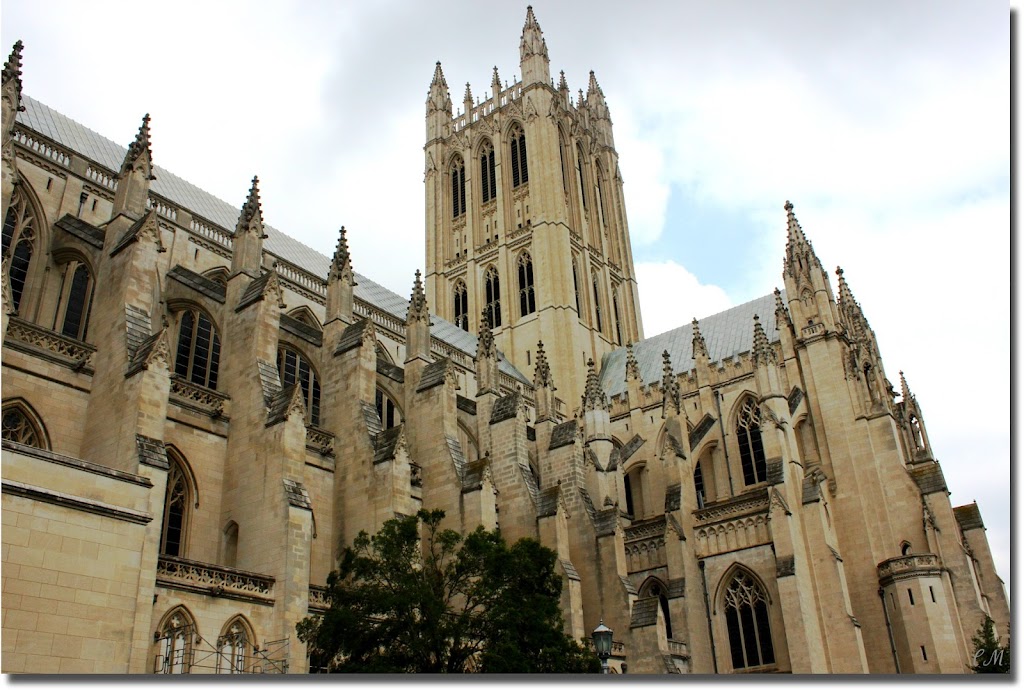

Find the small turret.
[
  {"left": 519, "top": 6, "right": 550, "bottom": 86},
  {"left": 475, "top": 309, "right": 499, "bottom": 395},
  {"left": 111, "top": 114, "right": 156, "bottom": 218},
  {"left": 325, "top": 226, "right": 355, "bottom": 325},
  {"left": 426, "top": 61, "right": 452, "bottom": 141},
  {"left": 2, "top": 41, "right": 26, "bottom": 213},
  {"left": 491, "top": 66, "right": 502, "bottom": 99},
  {"left": 463, "top": 82, "right": 474, "bottom": 118},
  {"left": 534, "top": 340, "right": 556, "bottom": 421},
  {"left": 751, "top": 315, "right": 775, "bottom": 367},
  {"left": 692, "top": 318, "right": 709, "bottom": 361},
  {"left": 624, "top": 342, "right": 641, "bottom": 383},
  {"left": 406, "top": 270, "right": 431, "bottom": 363},
  {"left": 661, "top": 350, "right": 680, "bottom": 418},
  {"left": 752, "top": 315, "right": 783, "bottom": 397},
  {"left": 899, "top": 370, "right": 933, "bottom": 462},
  {"left": 230, "top": 176, "right": 266, "bottom": 278}
]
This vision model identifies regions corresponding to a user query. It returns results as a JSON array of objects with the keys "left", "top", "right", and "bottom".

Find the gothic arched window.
[
  {"left": 53, "top": 260, "right": 94, "bottom": 341},
  {"left": 453, "top": 280, "right": 469, "bottom": 331},
  {"left": 576, "top": 145, "right": 587, "bottom": 210},
  {"left": 641, "top": 580, "right": 673, "bottom": 641},
  {"left": 161, "top": 452, "right": 194, "bottom": 557},
  {"left": 2, "top": 186, "right": 38, "bottom": 315},
  {"left": 736, "top": 398, "right": 767, "bottom": 486},
  {"left": 450, "top": 155, "right": 466, "bottom": 218},
  {"left": 217, "top": 617, "right": 254, "bottom": 674},
  {"left": 592, "top": 276, "right": 603, "bottom": 332},
  {"left": 723, "top": 569, "right": 775, "bottom": 670},
  {"left": 624, "top": 464, "right": 645, "bottom": 518},
  {"left": 1, "top": 400, "right": 47, "bottom": 449},
  {"left": 480, "top": 141, "right": 497, "bottom": 203},
  {"left": 174, "top": 309, "right": 221, "bottom": 390},
  {"left": 156, "top": 607, "right": 196, "bottom": 674},
  {"left": 484, "top": 266, "right": 501, "bottom": 328},
  {"left": 596, "top": 166, "right": 608, "bottom": 227},
  {"left": 694, "top": 462, "right": 706, "bottom": 509},
  {"left": 509, "top": 124, "right": 529, "bottom": 188},
  {"left": 376, "top": 387, "right": 402, "bottom": 430},
  {"left": 612, "top": 290, "right": 623, "bottom": 345},
  {"left": 571, "top": 256, "right": 582, "bottom": 317},
  {"left": 277, "top": 345, "right": 322, "bottom": 427},
  {"left": 517, "top": 251, "right": 536, "bottom": 317}
]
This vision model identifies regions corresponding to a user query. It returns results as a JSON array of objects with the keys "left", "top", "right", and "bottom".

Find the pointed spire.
[
  {"left": 477, "top": 308, "right": 496, "bottom": 360},
  {"left": 331, "top": 226, "right": 350, "bottom": 276},
  {"left": 463, "top": 81, "right": 474, "bottom": 113},
  {"left": 3, "top": 41, "right": 24, "bottom": 108},
  {"left": 624, "top": 342, "right": 641, "bottom": 382},
  {"left": 691, "top": 318, "right": 709, "bottom": 360},
  {"left": 835, "top": 266, "right": 869, "bottom": 335},
  {"left": 577, "top": 89, "right": 586, "bottom": 108},
  {"left": 534, "top": 340, "right": 555, "bottom": 390},
  {"left": 408, "top": 269, "right": 428, "bottom": 321},
  {"left": 783, "top": 200, "right": 821, "bottom": 278},
  {"left": 752, "top": 315, "right": 776, "bottom": 367},
  {"left": 520, "top": 6, "right": 548, "bottom": 59},
  {"left": 520, "top": 6, "right": 550, "bottom": 85},
  {"left": 427, "top": 61, "right": 452, "bottom": 115},
  {"left": 235, "top": 176, "right": 264, "bottom": 235},
  {"left": 491, "top": 66, "right": 502, "bottom": 96},
  {"left": 558, "top": 70, "right": 569, "bottom": 93},
  {"left": 120, "top": 113, "right": 155, "bottom": 179},
  {"left": 661, "top": 350, "right": 680, "bottom": 415},
  {"left": 587, "top": 70, "right": 602, "bottom": 95},
  {"left": 582, "top": 358, "right": 608, "bottom": 411},
  {"left": 773, "top": 287, "right": 788, "bottom": 318},
  {"left": 899, "top": 370, "right": 914, "bottom": 406}
]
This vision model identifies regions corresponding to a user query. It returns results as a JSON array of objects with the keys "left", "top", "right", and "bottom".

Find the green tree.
[
  {"left": 970, "top": 615, "right": 1010, "bottom": 673},
  {"left": 297, "top": 509, "right": 600, "bottom": 673}
]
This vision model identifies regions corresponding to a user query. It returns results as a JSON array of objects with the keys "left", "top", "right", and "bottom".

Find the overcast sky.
[{"left": 1, "top": 2, "right": 1010, "bottom": 583}]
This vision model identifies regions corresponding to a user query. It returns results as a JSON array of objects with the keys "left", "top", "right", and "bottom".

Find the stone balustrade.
[
  {"left": 5, "top": 317, "right": 96, "bottom": 373},
  {"left": 156, "top": 555, "right": 275, "bottom": 603},
  {"left": 877, "top": 553, "right": 943, "bottom": 585}
]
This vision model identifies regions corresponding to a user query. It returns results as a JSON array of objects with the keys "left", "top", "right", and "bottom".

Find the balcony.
[
  {"left": 877, "top": 553, "right": 943, "bottom": 586},
  {"left": 4, "top": 316, "right": 96, "bottom": 374},
  {"left": 169, "top": 376, "right": 230, "bottom": 419},
  {"left": 156, "top": 555, "right": 274, "bottom": 604}
]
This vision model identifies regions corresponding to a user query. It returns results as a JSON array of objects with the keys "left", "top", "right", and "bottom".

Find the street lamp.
[{"left": 592, "top": 619, "right": 613, "bottom": 674}]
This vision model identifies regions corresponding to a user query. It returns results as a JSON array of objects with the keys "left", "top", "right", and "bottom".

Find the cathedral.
[{"left": 0, "top": 7, "right": 1009, "bottom": 675}]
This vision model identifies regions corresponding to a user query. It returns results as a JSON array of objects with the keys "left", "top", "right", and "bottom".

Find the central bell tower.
[{"left": 424, "top": 6, "right": 643, "bottom": 407}]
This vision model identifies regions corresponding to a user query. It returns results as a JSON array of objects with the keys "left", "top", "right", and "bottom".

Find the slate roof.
[
  {"left": 629, "top": 597, "right": 660, "bottom": 628},
  {"left": 55, "top": 214, "right": 104, "bottom": 249},
  {"left": 600, "top": 292, "right": 784, "bottom": 397},
  {"left": 909, "top": 462, "right": 948, "bottom": 496},
  {"left": 17, "top": 96, "right": 529, "bottom": 386},
  {"left": 166, "top": 265, "right": 227, "bottom": 304},
  {"left": 953, "top": 503, "right": 985, "bottom": 531}
]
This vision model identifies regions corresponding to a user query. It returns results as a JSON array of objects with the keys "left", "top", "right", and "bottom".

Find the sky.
[{"left": 1, "top": 2, "right": 1010, "bottom": 585}]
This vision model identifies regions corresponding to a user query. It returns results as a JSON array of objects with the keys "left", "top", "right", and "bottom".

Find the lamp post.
[{"left": 592, "top": 619, "right": 613, "bottom": 674}]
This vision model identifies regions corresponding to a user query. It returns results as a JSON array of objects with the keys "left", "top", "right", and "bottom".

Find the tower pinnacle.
[
  {"left": 519, "top": 5, "right": 550, "bottom": 85},
  {"left": 121, "top": 114, "right": 155, "bottom": 179},
  {"left": 3, "top": 41, "right": 24, "bottom": 109},
  {"left": 692, "top": 318, "right": 709, "bottom": 360}
]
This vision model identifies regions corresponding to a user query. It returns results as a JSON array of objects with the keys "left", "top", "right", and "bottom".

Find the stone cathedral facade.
[{"left": 0, "top": 8, "right": 1009, "bottom": 675}]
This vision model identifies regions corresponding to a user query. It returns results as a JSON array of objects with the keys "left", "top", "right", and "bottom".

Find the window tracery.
[
  {"left": 736, "top": 398, "right": 767, "bottom": 485},
  {"left": 277, "top": 345, "right": 322, "bottom": 426},
  {"left": 509, "top": 124, "right": 529, "bottom": 188},
  {"left": 479, "top": 141, "right": 496, "bottom": 203},
  {"left": 484, "top": 266, "right": 501, "bottom": 328},
  {"left": 453, "top": 280, "right": 469, "bottom": 331},
  {"left": 723, "top": 569, "right": 775, "bottom": 670},
  {"left": 517, "top": 251, "right": 535, "bottom": 317},
  {"left": 174, "top": 309, "right": 221, "bottom": 390},
  {"left": 2, "top": 186, "right": 38, "bottom": 314}
]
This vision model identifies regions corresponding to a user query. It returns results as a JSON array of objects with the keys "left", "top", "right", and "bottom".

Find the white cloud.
[{"left": 635, "top": 260, "right": 732, "bottom": 338}]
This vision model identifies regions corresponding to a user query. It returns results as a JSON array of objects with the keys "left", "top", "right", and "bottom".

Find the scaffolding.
[{"left": 153, "top": 625, "right": 289, "bottom": 674}]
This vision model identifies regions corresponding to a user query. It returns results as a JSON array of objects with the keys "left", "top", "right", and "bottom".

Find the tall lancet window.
[
  {"left": 517, "top": 251, "right": 536, "bottom": 317},
  {"left": 724, "top": 569, "right": 776, "bottom": 670},
  {"left": 509, "top": 124, "right": 529, "bottom": 188},
  {"left": 592, "top": 275, "right": 603, "bottom": 332},
  {"left": 612, "top": 290, "right": 623, "bottom": 345},
  {"left": 480, "top": 140, "right": 497, "bottom": 203},
  {"left": 160, "top": 453, "right": 193, "bottom": 557},
  {"left": 450, "top": 155, "right": 466, "bottom": 218},
  {"left": 174, "top": 309, "right": 222, "bottom": 390},
  {"left": 453, "top": 280, "right": 469, "bottom": 331},
  {"left": 53, "top": 260, "right": 95, "bottom": 341},
  {"left": 277, "top": 345, "right": 322, "bottom": 427},
  {"left": 484, "top": 266, "right": 501, "bottom": 328},
  {"left": 572, "top": 257, "right": 582, "bottom": 317},
  {"left": 736, "top": 398, "right": 767, "bottom": 485},
  {"left": 2, "top": 187, "right": 38, "bottom": 315},
  {"left": 576, "top": 145, "right": 587, "bottom": 210}
]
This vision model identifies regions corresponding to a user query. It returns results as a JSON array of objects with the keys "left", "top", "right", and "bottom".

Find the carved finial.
[
  {"left": 121, "top": 113, "right": 155, "bottom": 179},
  {"left": 691, "top": 318, "right": 708, "bottom": 360},
  {"left": 463, "top": 81, "right": 473, "bottom": 108},
  {"left": 587, "top": 70, "right": 601, "bottom": 94},
  {"left": 237, "top": 176, "right": 263, "bottom": 234},
  {"left": 582, "top": 357, "right": 608, "bottom": 411},
  {"left": 427, "top": 61, "right": 452, "bottom": 115},
  {"left": 492, "top": 66, "right": 502, "bottom": 94},
  {"left": 752, "top": 314, "right": 776, "bottom": 367},
  {"left": 431, "top": 61, "right": 447, "bottom": 88},
  {"left": 477, "top": 308, "right": 496, "bottom": 360},
  {"left": 534, "top": 340, "right": 555, "bottom": 390},
  {"left": 625, "top": 342, "right": 642, "bottom": 382},
  {"left": 558, "top": 70, "right": 569, "bottom": 92},
  {"left": 661, "top": 350, "right": 680, "bottom": 415},
  {"left": 899, "top": 370, "right": 914, "bottom": 405},
  {"left": 408, "top": 269, "right": 428, "bottom": 321},
  {"left": 286, "top": 382, "right": 307, "bottom": 421},
  {"left": 328, "top": 225, "right": 352, "bottom": 284},
  {"left": 577, "top": 89, "right": 585, "bottom": 108},
  {"left": 3, "top": 40, "right": 25, "bottom": 110}
]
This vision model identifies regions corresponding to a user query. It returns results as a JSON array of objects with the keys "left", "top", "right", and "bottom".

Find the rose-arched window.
[
  {"left": 52, "top": 259, "right": 95, "bottom": 341},
  {"left": 217, "top": 617, "right": 254, "bottom": 674},
  {"left": 1, "top": 400, "right": 47, "bottom": 449},
  {"left": 155, "top": 607, "right": 196, "bottom": 674}
]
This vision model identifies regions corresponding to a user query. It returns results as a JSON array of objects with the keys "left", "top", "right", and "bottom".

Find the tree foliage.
[
  {"left": 297, "top": 509, "right": 600, "bottom": 673},
  {"left": 970, "top": 614, "right": 1010, "bottom": 673}
]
